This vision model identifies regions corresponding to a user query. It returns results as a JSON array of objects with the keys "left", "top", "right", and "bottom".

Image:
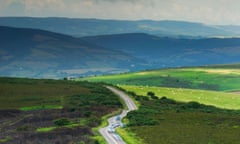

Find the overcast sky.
[{"left": 1, "top": 0, "right": 240, "bottom": 25}]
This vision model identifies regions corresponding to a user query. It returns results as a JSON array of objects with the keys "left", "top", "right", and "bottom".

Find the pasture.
[
  {"left": 80, "top": 66, "right": 240, "bottom": 91},
  {"left": 120, "top": 85, "right": 240, "bottom": 110}
]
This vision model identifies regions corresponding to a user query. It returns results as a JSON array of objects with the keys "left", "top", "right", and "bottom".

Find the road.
[{"left": 99, "top": 86, "right": 137, "bottom": 144}]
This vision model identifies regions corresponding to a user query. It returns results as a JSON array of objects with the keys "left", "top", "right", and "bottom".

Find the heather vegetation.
[{"left": 0, "top": 77, "right": 122, "bottom": 144}]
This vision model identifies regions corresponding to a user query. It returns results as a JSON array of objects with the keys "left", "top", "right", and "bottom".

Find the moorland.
[
  {"left": 80, "top": 64, "right": 240, "bottom": 144},
  {"left": 1, "top": 17, "right": 240, "bottom": 144},
  {"left": 0, "top": 77, "right": 123, "bottom": 144}
]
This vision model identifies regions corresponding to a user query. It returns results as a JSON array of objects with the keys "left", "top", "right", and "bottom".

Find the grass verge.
[{"left": 116, "top": 128, "right": 145, "bottom": 144}]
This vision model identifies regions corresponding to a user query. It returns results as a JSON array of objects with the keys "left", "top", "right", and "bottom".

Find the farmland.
[
  {"left": 115, "top": 84, "right": 240, "bottom": 144},
  {"left": 0, "top": 77, "right": 122, "bottom": 144},
  {"left": 127, "top": 95, "right": 240, "bottom": 144},
  {"left": 80, "top": 64, "right": 240, "bottom": 144},
  {"left": 122, "top": 93, "right": 240, "bottom": 144},
  {"left": 81, "top": 64, "right": 240, "bottom": 91},
  {"left": 120, "top": 85, "right": 240, "bottom": 110}
]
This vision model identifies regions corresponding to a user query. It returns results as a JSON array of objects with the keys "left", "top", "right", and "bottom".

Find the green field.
[
  {"left": 122, "top": 93, "right": 240, "bottom": 144},
  {"left": 79, "top": 64, "right": 240, "bottom": 144},
  {"left": 120, "top": 85, "right": 240, "bottom": 110},
  {"left": 0, "top": 77, "right": 122, "bottom": 144},
  {"left": 80, "top": 65, "right": 240, "bottom": 91}
]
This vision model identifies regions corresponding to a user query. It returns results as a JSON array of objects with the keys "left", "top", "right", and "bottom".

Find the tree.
[
  {"left": 147, "top": 91, "right": 158, "bottom": 100},
  {"left": 147, "top": 91, "right": 155, "bottom": 97}
]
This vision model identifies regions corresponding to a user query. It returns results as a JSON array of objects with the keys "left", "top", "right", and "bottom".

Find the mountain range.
[
  {"left": 1, "top": 17, "right": 240, "bottom": 37},
  {"left": 0, "top": 26, "right": 143, "bottom": 78},
  {"left": 83, "top": 33, "right": 240, "bottom": 68},
  {"left": 1, "top": 17, "right": 240, "bottom": 78}
]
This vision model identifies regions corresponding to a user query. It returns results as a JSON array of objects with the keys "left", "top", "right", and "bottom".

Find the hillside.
[
  {"left": 121, "top": 91, "right": 240, "bottom": 144},
  {"left": 80, "top": 64, "right": 240, "bottom": 91},
  {"left": 78, "top": 64, "right": 240, "bottom": 144},
  {"left": 0, "top": 26, "right": 143, "bottom": 78},
  {"left": 0, "top": 17, "right": 239, "bottom": 37},
  {"left": 0, "top": 77, "right": 123, "bottom": 143},
  {"left": 83, "top": 33, "right": 240, "bottom": 68}
]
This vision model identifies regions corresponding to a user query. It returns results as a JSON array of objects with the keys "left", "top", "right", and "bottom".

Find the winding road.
[{"left": 99, "top": 86, "right": 137, "bottom": 144}]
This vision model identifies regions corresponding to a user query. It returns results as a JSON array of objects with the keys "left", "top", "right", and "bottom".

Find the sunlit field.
[
  {"left": 120, "top": 85, "right": 240, "bottom": 110},
  {"left": 80, "top": 65, "right": 240, "bottom": 91}
]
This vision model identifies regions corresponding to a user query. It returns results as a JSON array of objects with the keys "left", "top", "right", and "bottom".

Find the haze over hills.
[
  {"left": 2, "top": 1, "right": 240, "bottom": 144},
  {"left": 83, "top": 33, "right": 240, "bottom": 68},
  {"left": 0, "top": 17, "right": 240, "bottom": 37},
  {"left": 0, "top": 26, "right": 143, "bottom": 78},
  {"left": 1, "top": 17, "right": 240, "bottom": 78}
]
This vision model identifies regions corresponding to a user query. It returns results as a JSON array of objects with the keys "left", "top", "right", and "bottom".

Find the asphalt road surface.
[{"left": 99, "top": 86, "right": 137, "bottom": 144}]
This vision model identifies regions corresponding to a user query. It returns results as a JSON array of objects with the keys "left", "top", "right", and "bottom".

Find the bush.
[
  {"left": 54, "top": 118, "right": 72, "bottom": 126},
  {"left": 94, "top": 140, "right": 100, "bottom": 144},
  {"left": 181, "top": 101, "right": 201, "bottom": 110},
  {"left": 87, "top": 116, "right": 101, "bottom": 127},
  {"left": 159, "top": 97, "right": 176, "bottom": 104},
  {"left": 151, "top": 95, "right": 159, "bottom": 100},
  {"left": 128, "top": 91, "right": 136, "bottom": 96},
  {"left": 147, "top": 91, "right": 155, "bottom": 97},
  {"left": 84, "top": 111, "right": 92, "bottom": 117}
]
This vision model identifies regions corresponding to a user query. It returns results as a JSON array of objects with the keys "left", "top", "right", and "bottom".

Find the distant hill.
[
  {"left": 83, "top": 33, "right": 240, "bottom": 68},
  {"left": 0, "top": 17, "right": 239, "bottom": 37},
  {"left": 0, "top": 26, "right": 144, "bottom": 78},
  {"left": 1, "top": 25, "right": 240, "bottom": 78}
]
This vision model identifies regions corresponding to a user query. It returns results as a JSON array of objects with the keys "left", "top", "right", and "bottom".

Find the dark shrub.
[
  {"left": 84, "top": 111, "right": 92, "bottom": 117},
  {"left": 147, "top": 91, "right": 155, "bottom": 97},
  {"left": 159, "top": 97, "right": 176, "bottom": 104},
  {"left": 54, "top": 118, "right": 72, "bottom": 126},
  {"left": 185, "top": 101, "right": 201, "bottom": 109}
]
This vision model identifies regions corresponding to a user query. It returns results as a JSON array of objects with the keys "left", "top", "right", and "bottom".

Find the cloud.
[
  {"left": 1, "top": 0, "right": 240, "bottom": 25},
  {"left": 0, "top": 0, "right": 26, "bottom": 16},
  {"left": 0, "top": 0, "right": 16, "bottom": 8}
]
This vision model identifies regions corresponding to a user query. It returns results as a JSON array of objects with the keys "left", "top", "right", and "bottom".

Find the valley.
[
  {"left": 83, "top": 34, "right": 240, "bottom": 69},
  {"left": 1, "top": 17, "right": 240, "bottom": 37},
  {"left": 80, "top": 64, "right": 240, "bottom": 144},
  {"left": 0, "top": 26, "right": 142, "bottom": 78},
  {"left": 1, "top": 15, "right": 240, "bottom": 144},
  {"left": 1, "top": 20, "right": 240, "bottom": 79}
]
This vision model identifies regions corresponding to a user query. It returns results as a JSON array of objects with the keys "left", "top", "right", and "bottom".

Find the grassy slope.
[
  {"left": 80, "top": 65, "right": 240, "bottom": 91},
  {"left": 124, "top": 94, "right": 240, "bottom": 144},
  {"left": 79, "top": 64, "right": 240, "bottom": 144},
  {"left": 120, "top": 85, "right": 240, "bottom": 110}
]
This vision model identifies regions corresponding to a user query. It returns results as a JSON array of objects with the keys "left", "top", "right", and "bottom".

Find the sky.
[{"left": 1, "top": 0, "right": 240, "bottom": 25}]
